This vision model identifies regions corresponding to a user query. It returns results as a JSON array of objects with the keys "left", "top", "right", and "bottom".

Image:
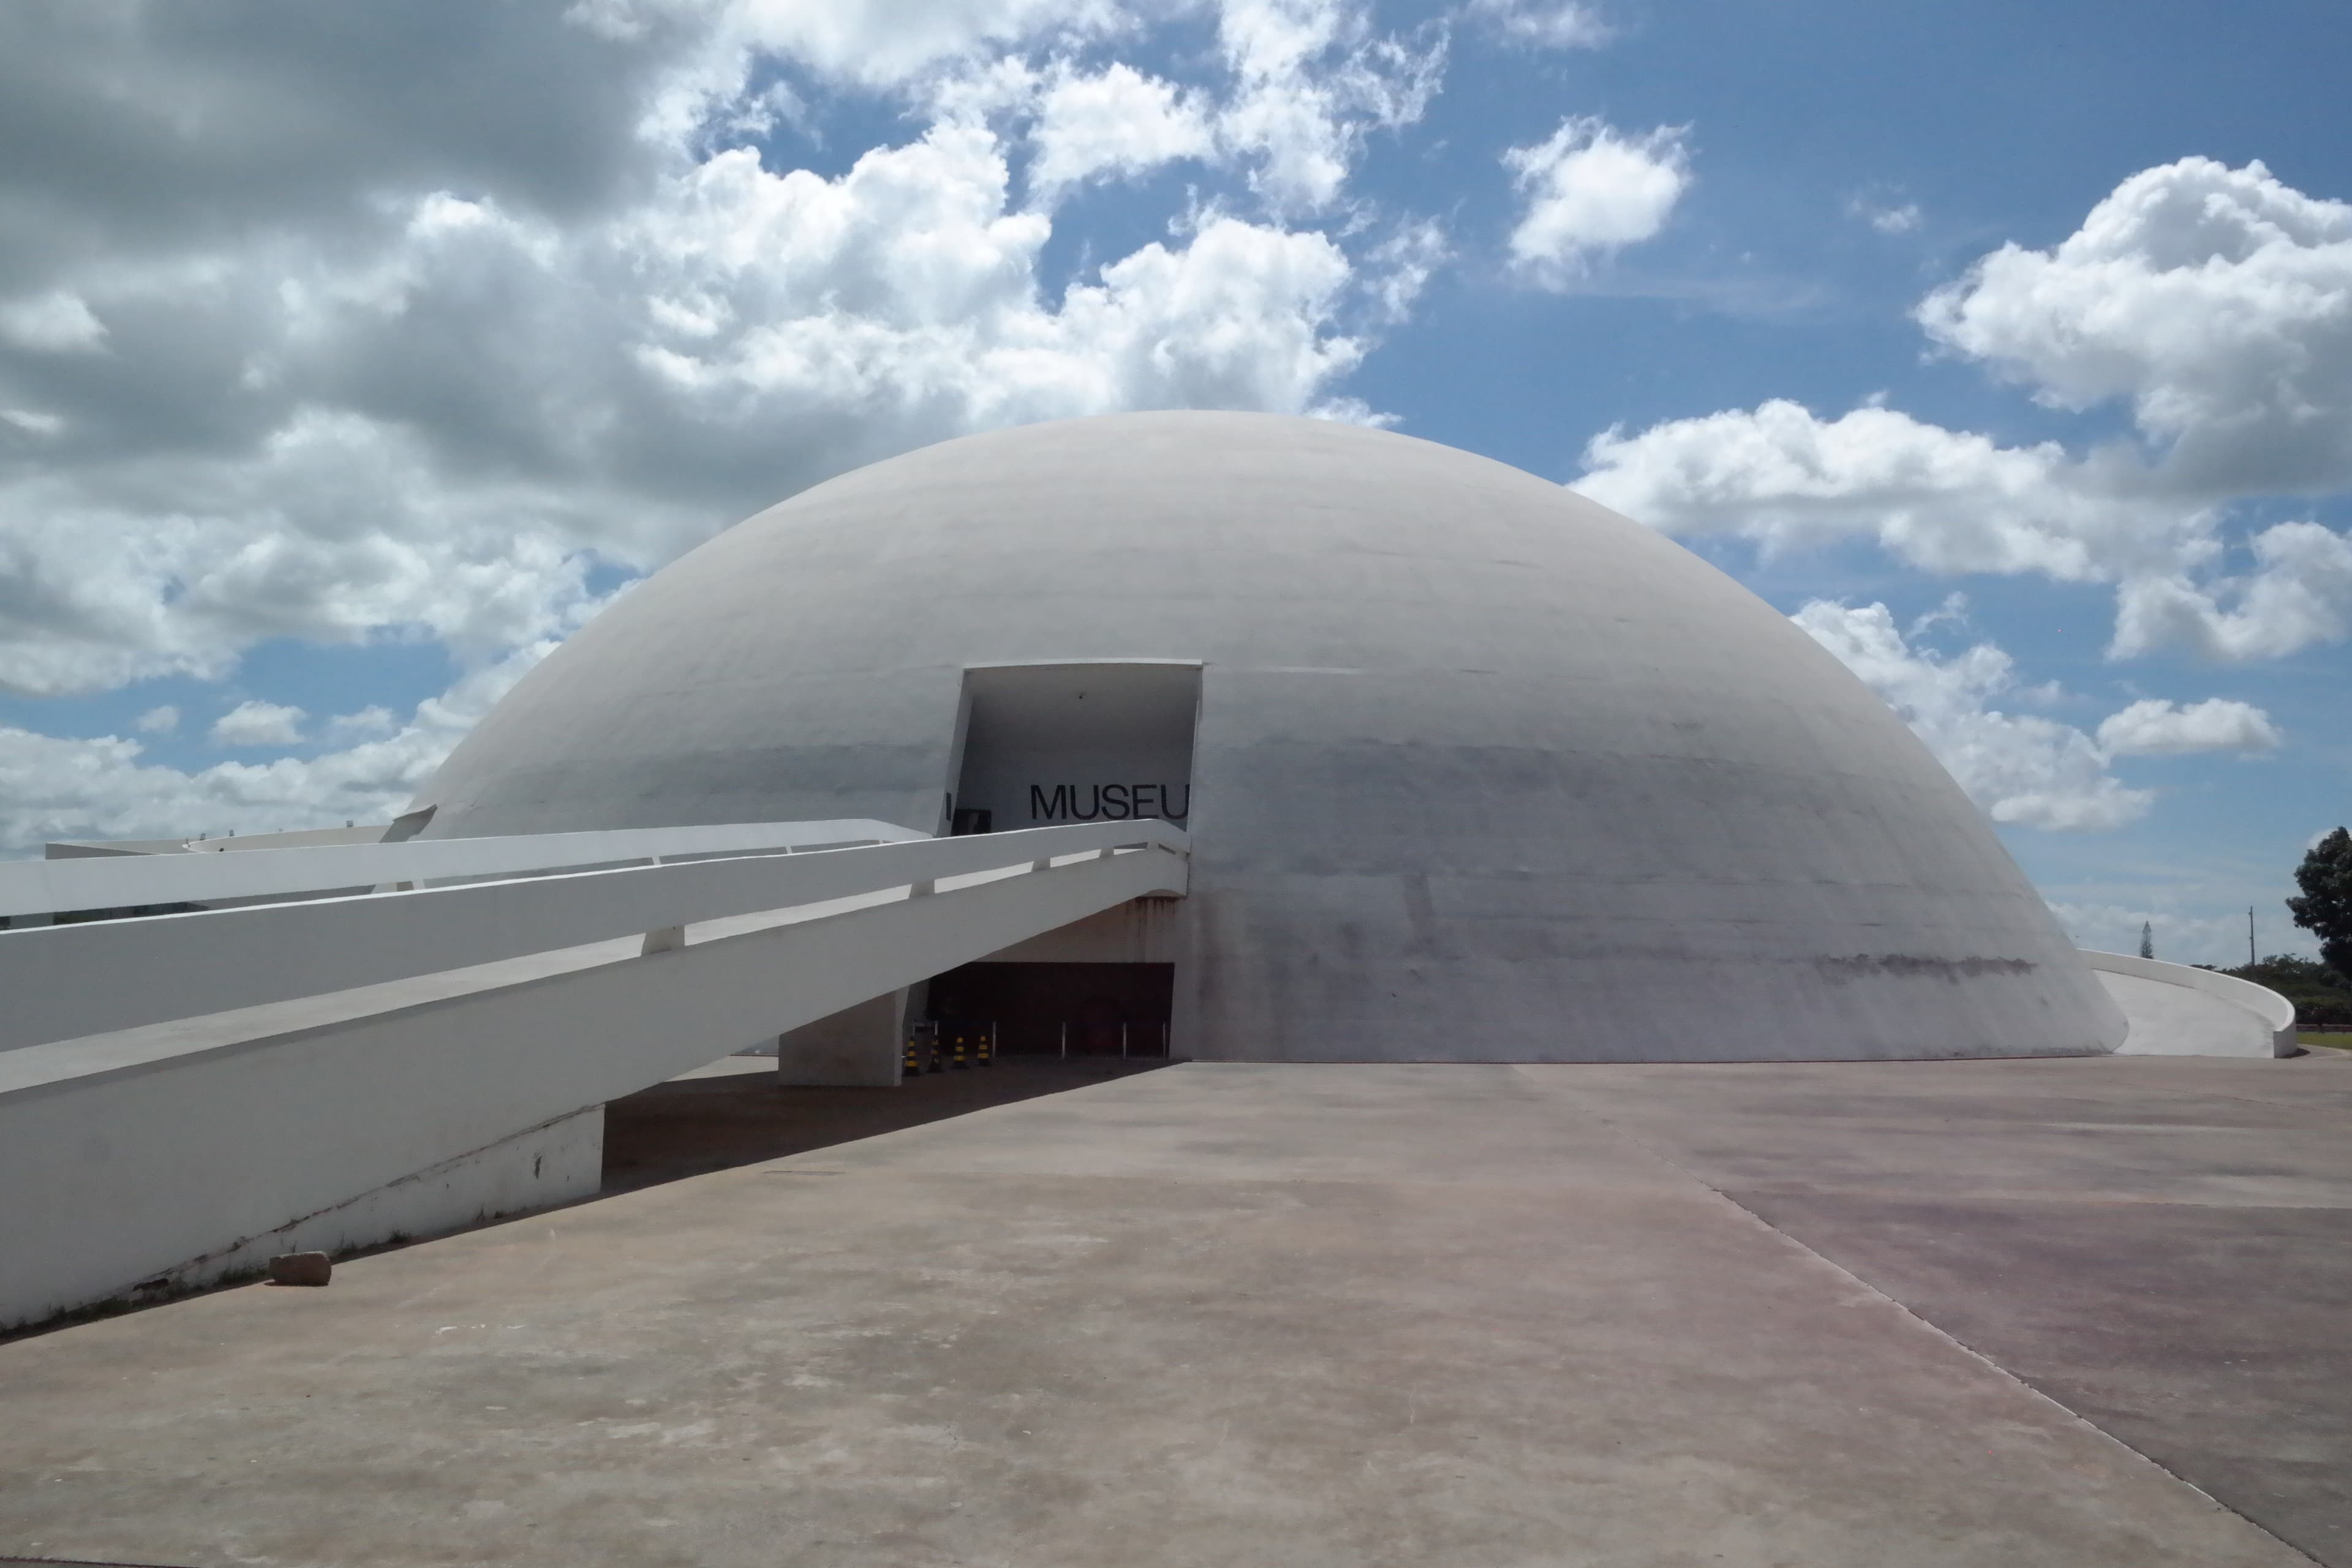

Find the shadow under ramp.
[{"left": 600, "top": 1057, "right": 1170, "bottom": 1196}]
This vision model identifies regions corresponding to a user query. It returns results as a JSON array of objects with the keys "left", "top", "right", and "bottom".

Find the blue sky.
[{"left": 0, "top": 0, "right": 2345, "bottom": 963}]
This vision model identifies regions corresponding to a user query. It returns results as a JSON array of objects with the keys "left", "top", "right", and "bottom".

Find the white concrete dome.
[{"left": 415, "top": 411, "right": 2125, "bottom": 1062}]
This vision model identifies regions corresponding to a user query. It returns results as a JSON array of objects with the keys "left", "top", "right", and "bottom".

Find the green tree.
[
  {"left": 2138, "top": 921, "right": 2154, "bottom": 959},
  {"left": 2223, "top": 954, "right": 2352, "bottom": 1028},
  {"left": 2288, "top": 827, "right": 2352, "bottom": 978}
]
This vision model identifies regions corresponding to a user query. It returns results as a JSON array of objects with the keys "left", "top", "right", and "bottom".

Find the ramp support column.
[{"left": 775, "top": 989, "right": 909, "bottom": 1087}]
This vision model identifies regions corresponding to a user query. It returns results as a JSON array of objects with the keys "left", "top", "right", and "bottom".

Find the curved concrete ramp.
[
  {"left": 2103, "top": 971, "right": 2280, "bottom": 1057},
  {"left": 2086, "top": 951, "right": 2297, "bottom": 1058}
]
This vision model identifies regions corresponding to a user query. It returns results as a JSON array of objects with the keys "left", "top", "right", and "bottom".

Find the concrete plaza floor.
[{"left": 4, "top": 1054, "right": 2350, "bottom": 1568}]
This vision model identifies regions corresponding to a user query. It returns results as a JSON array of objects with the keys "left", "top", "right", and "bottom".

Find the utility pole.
[{"left": 2250, "top": 906, "right": 2257, "bottom": 967}]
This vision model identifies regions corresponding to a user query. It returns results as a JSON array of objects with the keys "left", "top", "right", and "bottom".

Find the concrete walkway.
[
  {"left": 2101, "top": 968, "right": 2283, "bottom": 1055},
  {"left": 3, "top": 1057, "right": 2348, "bottom": 1568}
]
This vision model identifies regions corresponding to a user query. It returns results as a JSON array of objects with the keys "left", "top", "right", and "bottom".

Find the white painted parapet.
[
  {"left": 0, "top": 816, "right": 925, "bottom": 921},
  {"left": 2083, "top": 950, "right": 2297, "bottom": 1057},
  {"left": 0, "top": 821, "right": 1186, "bottom": 1329},
  {"left": 1, "top": 820, "right": 1137, "bottom": 1053}
]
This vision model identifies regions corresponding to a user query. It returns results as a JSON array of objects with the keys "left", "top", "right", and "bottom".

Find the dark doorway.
[{"left": 926, "top": 962, "right": 1175, "bottom": 1057}]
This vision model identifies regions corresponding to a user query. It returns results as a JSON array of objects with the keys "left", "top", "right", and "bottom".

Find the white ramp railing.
[
  {"left": 0, "top": 818, "right": 1188, "bottom": 1329},
  {"left": 0, "top": 816, "right": 929, "bottom": 922},
  {"left": 0, "top": 819, "right": 1146, "bottom": 1053}
]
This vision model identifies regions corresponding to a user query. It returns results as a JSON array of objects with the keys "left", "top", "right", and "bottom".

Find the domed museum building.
[{"left": 413, "top": 412, "right": 2125, "bottom": 1063}]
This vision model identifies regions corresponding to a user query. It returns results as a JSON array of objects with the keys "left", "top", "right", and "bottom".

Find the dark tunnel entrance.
[{"left": 925, "top": 962, "right": 1175, "bottom": 1058}]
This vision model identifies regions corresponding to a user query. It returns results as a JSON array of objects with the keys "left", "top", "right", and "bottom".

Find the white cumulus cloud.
[
  {"left": 132, "top": 705, "right": 178, "bottom": 735},
  {"left": 1583, "top": 399, "right": 2352, "bottom": 663},
  {"left": 1215, "top": 0, "right": 1446, "bottom": 214},
  {"left": 0, "top": 0, "right": 1461, "bottom": 840},
  {"left": 2045, "top": 901, "right": 2280, "bottom": 968},
  {"left": 1, "top": 408, "right": 64, "bottom": 439},
  {"left": 1919, "top": 157, "right": 2352, "bottom": 496},
  {"left": 631, "top": 127, "right": 1367, "bottom": 426},
  {"left": 0, "top": 290, "right": 107, "bottom": 353},
  {"left": 1463, "top": 0, "right": 1611, "bottom": 50},
  {"left": 327, "top": 706, "right": 399, "bottom": 739},
  {"left": 2095, "top": 698, "right": 2282, "bottom": 756},
  {"left": 705, "top": 0, "right": 1133, "bottom": 92},
  {"left": 1852, "top": 199, "right": 1921, "bottom": 235},
  {"left": 1028, "top": 61, "right": 1213, "bottom": 202},
  {"left": 1578, "top": 399, "right": 2187, "bottom": 580},
  {"left": 2110, "top": 519, "right": 2352, "bottom": 661},
  {"left": 1794, "top": 600, "right": 2286, "bottom": 829},
  {"left": 1364, "top": 217, "right": 1450, "bottom": 324},
  {"left": 1792, "top": 600, "right": 2151, "bottom": 831},
  {"left": 209, "top": 701, "right": 307, "bottom": 748},
  {"left": 1578, "top": 157, "right": 2352, "bottom": 663},
  {"left": 1502, "top": 117, "right": 1689, "bottom": 285},
  {"left": 0, "top": 638, "right": 562, "bottom": 855},
  {"left": 0, "top": 79, "right": 1383, "bottom": 701}
]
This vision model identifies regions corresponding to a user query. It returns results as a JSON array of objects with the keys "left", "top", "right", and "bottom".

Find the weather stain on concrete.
[{"left": 1816, "top": 954, "right": 2038, "bottom": 984}]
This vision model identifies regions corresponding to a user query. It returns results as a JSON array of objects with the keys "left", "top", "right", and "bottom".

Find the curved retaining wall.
[{"left": 2082, "top": 951, "right": 2297, "bottom": 1057}]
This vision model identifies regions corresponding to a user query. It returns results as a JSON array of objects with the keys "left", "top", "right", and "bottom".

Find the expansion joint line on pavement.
[{"left": 1501, "top": 1066, "right": 2324, "bottom": 1568}]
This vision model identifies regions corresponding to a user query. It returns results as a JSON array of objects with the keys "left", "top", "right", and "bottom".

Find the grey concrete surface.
[
  {"left": 606, "top": 1057, "right": 1172, "bottom": 1193},
  {"left": 666, "top": 1053, "right": 785, "bottom": 1080},
  {"left": 1548, "top": 1054, "right": 2352, "bottom": 1564},
  {"left": 1, "top": 1059, "right": 2339, "bottom": 1568},
  {"left": 775, "top": 989, "right": 910, "bottom": 1087},
  {"left": 413, "top": 410, "right": 2123, "bottom": 1063},
  {"left": 2101, "top": 966, "right": 2284, "bottom": 1055}
]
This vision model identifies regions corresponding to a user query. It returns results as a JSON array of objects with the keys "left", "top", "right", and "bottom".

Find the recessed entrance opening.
[
  {"left": 948, "top": 662, "right": 1200, "bottom": 834},
  {"left": 927, "top": 961, "right": 1175, "bottom": 1057}
]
